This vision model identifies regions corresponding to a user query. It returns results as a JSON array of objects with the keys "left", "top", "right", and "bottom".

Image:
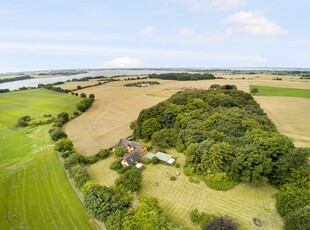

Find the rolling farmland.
[{"left": 0, "top": 89, "right": 98, "bottom": 229}]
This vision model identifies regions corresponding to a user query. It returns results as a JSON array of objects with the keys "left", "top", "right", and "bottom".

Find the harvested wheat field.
[
  {"left": 63, "top": 79, "right": 251, "bottom": 156},
  {"left": 255, "top": 96, "right": 310, "bottom": 147},
  {"left": 63, "top": 77, "right": 310, "bottom": 155},
  {"left": 63, "top": 82, "right": 165, "bottom": 156}
]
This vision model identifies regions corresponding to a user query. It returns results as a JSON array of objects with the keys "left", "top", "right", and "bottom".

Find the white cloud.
[
  {"left": 250, "top": 56, "right": 267, "bottom": 65},
  {"left": 186, "top": 0, "right": 247, "bottom": 11},
  {"left": 101, "top": 57, "right": 143, "bottom": 68},
  {"left": 139, "top": 26, "right": 155, "bottom": 36},
  {"left": 227, "top": 11, "right": 288, "bottom": 37},
  {"left": 179, "top": 27, "right": 195, "bottom": 36}
]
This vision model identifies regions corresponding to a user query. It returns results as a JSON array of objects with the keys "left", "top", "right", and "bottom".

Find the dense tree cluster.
[
  {"left": 0, "top": 89, "right": 10, "bottom": 94},
  {"left": 17, "top": 115, "right": 31, "bottom": 127},
  {"left": 84, "top": 185, "right": 128, "bottom": 222},
  {"left": 0, "top": 75, "right": 32, "bottom": 83},
  {"left": 38, "top": 83, "right": 71, "bottom": 93},
  {"left": 76, "top": 98, "right": 93, "bottom": 112},
  {"left": 132, "top": 89, "right": 287, "bottom": 185},
  {"left": 115, "top": 168, "right": 142, "bottom": 192},
  {"left": 122, "top": 197, "right": 174, "bottom": 230},
  {"left": 131, "top": 89, "right": 310, "bottom": 229},
  {"left": 149, "top": 73, "right": 216, "bottom": 81}
]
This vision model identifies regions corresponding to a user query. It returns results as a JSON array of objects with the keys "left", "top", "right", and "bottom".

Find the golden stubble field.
[{"left": 63, "top": 75, "right": 310, "bottom": 156}]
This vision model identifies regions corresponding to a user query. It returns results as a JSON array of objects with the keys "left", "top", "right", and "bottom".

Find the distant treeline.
[
  {"left": 38, "top": 83, "right": 71, "bottom": 93},
  {"left": 38, "top": 71, "right": 87, "bottom": 76},
  {"left": 0, "top": 75, "right": 32, "bottom": 84},
  {"left": 149, "top": 73, "right": 216, "bottom": 81},
  {"left": 0, "top": 89, "right": 10, "bottom": 94}
]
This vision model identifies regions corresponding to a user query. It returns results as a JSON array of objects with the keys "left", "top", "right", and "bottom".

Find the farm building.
[
  {"left": 115, "top": 139, "right": 147, "bottom": 155},
  {"left": 121, "top": 151, "right": 141, "bottom": 167},
  {"left": 155, "top": 151, "right": 175, "bottom": 165},
  {"left": 115, "top": 139, "right": 147, "bottom": 167}
]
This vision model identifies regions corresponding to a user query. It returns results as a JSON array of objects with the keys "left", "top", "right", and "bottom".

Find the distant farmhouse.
[{"left": 114, "top": 139, "right": 147, "bottom": 167}]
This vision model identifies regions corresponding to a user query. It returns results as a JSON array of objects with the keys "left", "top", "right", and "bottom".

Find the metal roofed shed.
[{"left": 155, "top": 151, "right": 175, "bottom": 165}]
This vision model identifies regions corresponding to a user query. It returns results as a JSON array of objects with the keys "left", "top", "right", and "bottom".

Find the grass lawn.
[
  {"left": 91, "top": 149, "right": 283, "bottom": 230},
  {"left": 250, "top": 85, "right": 310, "bottom": 98},
  {"left": 0, "top": 89, "right": 98, "bottom": 229}
]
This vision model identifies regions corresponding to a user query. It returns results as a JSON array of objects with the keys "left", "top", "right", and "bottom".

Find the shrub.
[
  {"left": 175, "top": 163, "right": 180, "bottom": 168},
  {"left": 60, "top": 150, "right": 72, "bottom": 158},
  {"left": 85, "top": 149, "right": 112, "bottom": 164},
  {"left": 151, "top": 156, "right": 160, "bottom": 164},
  {"left": 17, "top": 115, "right": 31, "bottom": 127},
  {"left": 190, "top": 209, "right": 200, "bottom": 223},
  {"left": 285, "top": 205, "right": 310, "bottom": 230},
  {"left": 114, "top": 146, "right": 126, "bottom": 157},
  {"left": 205, "top": 215, "right": 238, "bottom": 230},
  {"left": 76, "top": 98, "right": 93, "bottom": 112},
  {"left": 110, "top": 159, "right": 123, "bottom": 171},
  {"left": 89, "top": 94, "right": 95, "bottom": 100},
  {"left": 54, "top": 138, "right": 73, "bottom": 152},
  {"left": 205, "top": 172, "right": 238, "bottom": 191},
  {"left": 64, "top": 153, "right": 84, "bottom": 169},
  {"left": 80, "top": 92, "right": 86, "bottom": 98},
  {"left": 141, "top": 158, "right": 151, "bottom": 164},
  {"left": 200, "top": 213, "right": 215, "bottom": 229},
  {"left": 189, "top": 177, "right": 200, "bottom": 184},
  {"left": 70, "top": 165, "right": 91, "bottom": 189},
  {"left": 276, "top": 184, "right": 310, "bottom": 217},
  {"left": 50, "top": 128, "right": 67, "bottom": 141},
  {"left": 81, "top": 180, "right": 96, "bottom": 194},
  {"left": 73, "top": 111, "right": 81, "bottom": 116},
  {"left": 170, "top": 176, "right": 177, "bottom": 181},
  {"left": 115, "top": 168, "right": 142, "bottom": 192},
  {"left": 250, "top": 88, "right": 259, "bottom": 94}
]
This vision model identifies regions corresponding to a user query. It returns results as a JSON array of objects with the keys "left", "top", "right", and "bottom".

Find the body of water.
[{"left": 0, "top": 69, "right": 182, "bottom": 91}]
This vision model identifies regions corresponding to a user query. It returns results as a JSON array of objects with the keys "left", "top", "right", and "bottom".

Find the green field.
[
  {"left": 250, "top": 85, "right": 310, "bottom": 98},
  {"left": 0, "top": 89, "right": 98, "bottom": 229}
]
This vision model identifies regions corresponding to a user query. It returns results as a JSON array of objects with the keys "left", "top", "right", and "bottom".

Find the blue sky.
[{"left": 0, "top": 0, "right": 310, "bottom": 72}]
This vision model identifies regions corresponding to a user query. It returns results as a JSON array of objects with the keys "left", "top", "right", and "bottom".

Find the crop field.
[
  {"left": 64, "top": 76, "right": 310, "bottom": 156},
  {"left": 250, "top": 85, "right": 310, "bottom": 98},
  {"left": 255, "top": 96, "right": 310, "bottom": 147},
  {"left": 0, "top": 89, "right": 97, "bottom": 229}
]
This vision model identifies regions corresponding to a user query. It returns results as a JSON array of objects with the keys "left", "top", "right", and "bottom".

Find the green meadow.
[
  {"left": 250, "top": 85, "right": 310, "bottom": 98},
  {"left": 0, "top": 89, "right": 97, "bottom": 229}
]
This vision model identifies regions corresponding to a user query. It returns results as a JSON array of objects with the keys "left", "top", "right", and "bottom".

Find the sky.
[{"left": 0, "top": 0, "right": 310, "bottom": 72}]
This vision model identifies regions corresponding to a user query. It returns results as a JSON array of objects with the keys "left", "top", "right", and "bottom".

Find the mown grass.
[
  {"left": 91, "top": 149, "right": 283, "bottom": 229},
  {"left": 0, "top": 89, "right": 97, "bottom": 229},
  {"left": 250, "top": 85, "right": 310, "bottom": 98}
]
